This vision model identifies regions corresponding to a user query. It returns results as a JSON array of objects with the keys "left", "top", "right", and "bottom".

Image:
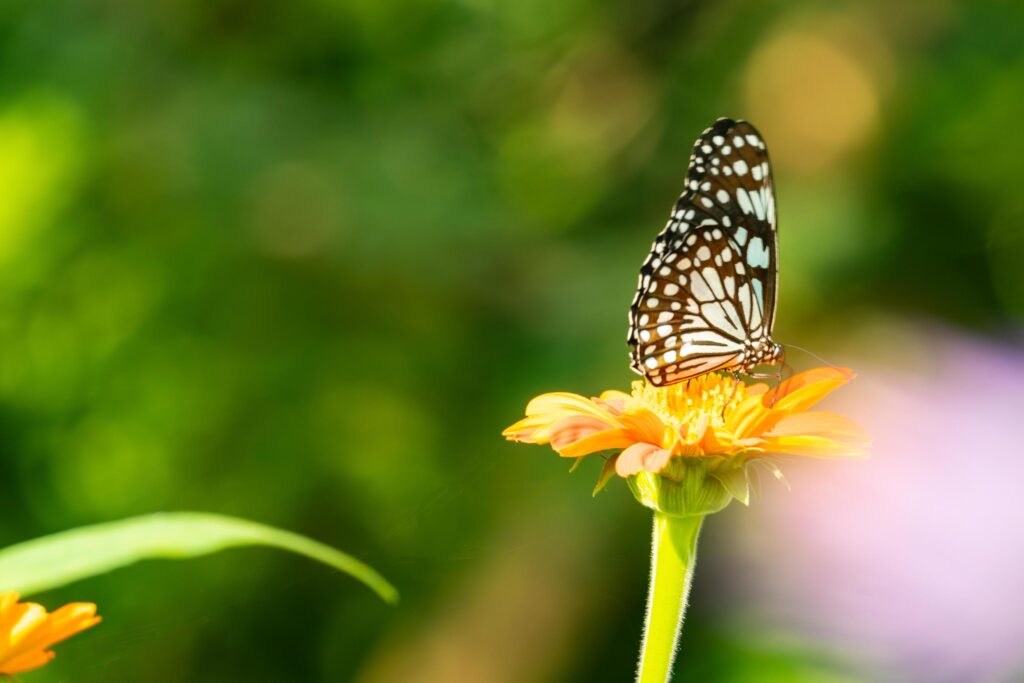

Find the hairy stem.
[{"left": 636, "top": 512, "right": 704, "bottom": 683}]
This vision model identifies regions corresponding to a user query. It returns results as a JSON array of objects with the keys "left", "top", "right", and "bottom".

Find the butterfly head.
[{"left": 740, "top": 336, "right": 784, "bottom": 374}]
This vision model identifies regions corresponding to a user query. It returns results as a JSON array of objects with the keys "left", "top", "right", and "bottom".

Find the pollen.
[{"left": 631, "top": 374, "right": 747, "bottom": 432}]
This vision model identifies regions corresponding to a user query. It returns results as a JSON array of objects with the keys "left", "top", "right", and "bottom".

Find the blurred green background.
[{"left": 1, "top": 0, "right": 1022, "bottom": 681}]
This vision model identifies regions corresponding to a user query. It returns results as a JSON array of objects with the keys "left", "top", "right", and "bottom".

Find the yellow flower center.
[{"left": 630, "top": 374, "right": 747, "bottom": 433}]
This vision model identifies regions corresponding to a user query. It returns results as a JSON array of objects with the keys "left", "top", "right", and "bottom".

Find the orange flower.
[
  {"left": 504, "top": 367, "right": 868, "bottom": 500},
  {"left": 0, "top": 591, "right": 100, "bottom": 675}
]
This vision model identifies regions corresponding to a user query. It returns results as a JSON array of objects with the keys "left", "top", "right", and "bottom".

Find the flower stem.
[{"left": 636, "top": 512, "right": 704, "bottom": 683}]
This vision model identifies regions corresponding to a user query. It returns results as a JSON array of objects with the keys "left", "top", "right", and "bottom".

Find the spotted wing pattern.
[{"left": 627, "top": 118, "right": 778, "bottom": 386}]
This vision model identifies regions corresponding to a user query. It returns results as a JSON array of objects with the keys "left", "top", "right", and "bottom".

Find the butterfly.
[{"left": 627, "top": 118, "right": 784, "bottom": 386}]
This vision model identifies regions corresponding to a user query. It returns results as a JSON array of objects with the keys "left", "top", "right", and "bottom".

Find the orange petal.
[
  {"left": 524, "top": 392, "right": 616, "bottom": 420},
  {"left": 549, "top": 415, "right": 619, "bottom": 450},
  {"left": 0, "top": 649, "right": 55, "bottom": 675},
  {"left": 502, "top": 414, "right": 558, "bottom": 442},
  {"left": 764, "top": 367, "right": 853, "bottom": 413},
  {"left": 39, "top": 603, "right": 100, "bottom": 648},
  {"left": 0, "top": 598, "right": 99, "bottom": 675},
  {"left": 762, "top": 411, "right": 870, "bottom": 457},
  {"left": 761, "top": 434, "right": 869, "bottom": 458},
  {"left": 616, "top": 443, "right": 672, "bottom": 476},
  {"left": 742, "top": 367, "right": 854, "bottom": 437},
  {"left": 766, "top": 410, "right": 868, "bottom": 439},
  {"left": 726, "top": 391, "right": 771, "bottom": 437},
  {"left": 559, "top": 428, "right": 638, "bottom": 458},
  {"left": 0, "top": 591, "right": 20, "bottom": 614},
  {"left": 617, "top": 408, "right": 669, "bottom": 446},
  {"left": 506, "top": 391, "right": 624, "bottom": 445},
  {"left": 595, "top": 390, "right": 630, "bottom": 415}
]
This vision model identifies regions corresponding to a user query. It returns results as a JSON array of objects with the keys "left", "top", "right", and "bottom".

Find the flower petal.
[
  {"left": 502, "top": 414, "right": 557, "bottom": 442},
  {"left": 726, "top": 391, "right": 771, "bottom": 437},
  {"left": 505, "top": 391, "right": 624, "bottom": 446},
  {"left": 549, "top": 415, "right": 619, "bottom": 450},
  {"left": 617, "top": 408, "right": 669, "bottom": 447},
  {"left": 761, "top": 434, "right": 868, "bottom": 458},
  {"left": 764, "top": 367, "right": 854, "bottom": 413},
  {"left": 40, "top": 603, "right": 101, "bottom": 648},
  {"left": 0, "top": 597, "right": 99, "bottom": 675},
  {"left": 0, "top": 649, "right": 55, "bottom": 675},
  {"left": 616, "top": 443, "right": 672, "bottom": 476},
  {"left": 739, "top": 368, "right": 855, "bottom": 437},
  {"left": 559, "top": 430, "right": 637, "bottom": 457},
  {"left": 595, "top": 390, "right": 630, "bottom": 415},
  {"left": 762, "top": 410, "right": 870, "bottom": 457},
  {"left": 524, "top": 392, "right": 617, "bottom": 420}
]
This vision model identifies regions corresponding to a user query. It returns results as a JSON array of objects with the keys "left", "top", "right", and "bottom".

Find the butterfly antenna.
[{"left": 780, "top": 343, "right": 853, "bottom": 379}]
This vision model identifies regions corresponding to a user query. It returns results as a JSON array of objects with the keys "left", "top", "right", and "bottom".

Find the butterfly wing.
[{"left": 628, "top": 118, "right": 778, "bottom": 385}]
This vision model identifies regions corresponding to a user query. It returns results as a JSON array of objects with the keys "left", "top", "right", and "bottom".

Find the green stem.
[{"left": 636, "top": 512, "right": 704, "bottom": 683}]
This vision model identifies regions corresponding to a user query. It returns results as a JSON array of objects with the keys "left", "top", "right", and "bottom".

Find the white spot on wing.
[
  {"left": 689, "top": 270, "right": 715, "bottom": 302},
  {"left": 702, "top": 266, "right": 725, "bottom": 299},
  {"left": 700, "top": 303, "right": 743, "bottom": 337},
  {"left": 750, "top": 190, "right": 765, "bottom": 220},
  {"left": 737, "top": 188, "right": 753, "bottom": 215},
  {"left": 747, "top": 236, "right": 770, "bottom": 267},
  {"left": 738, "top": 283, "right": 752, "bottom": 325},
  {"left": 752, "top": 278, "right": 765, "bottom": 311}
]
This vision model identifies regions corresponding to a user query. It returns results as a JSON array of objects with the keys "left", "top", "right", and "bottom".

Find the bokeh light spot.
[
  {"left": 743, "top": 15, "right": 887, "bottom": 173},
  {"left": 0, "top": 91, "right": 86, "bottom": 263}
]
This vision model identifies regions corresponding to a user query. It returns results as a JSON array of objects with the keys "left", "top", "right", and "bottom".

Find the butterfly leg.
[
  {"left": 746, "top": 364, "right": 786, "bottom": 407},
  {"left": 723, "top": 370, "right": 741, "bottom": 419}
]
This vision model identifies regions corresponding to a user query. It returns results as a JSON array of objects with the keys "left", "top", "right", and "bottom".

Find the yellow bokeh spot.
[
  {"left": 743, "top": 14, "right": 889, "bottom": 173},
  {"left": 0, "top": 92, "right": 86, "bottom": 262}
]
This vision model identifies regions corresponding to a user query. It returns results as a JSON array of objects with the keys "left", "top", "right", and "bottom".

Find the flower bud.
[{"left": 627, "top": 456, "right": 748, "bottom": 517}]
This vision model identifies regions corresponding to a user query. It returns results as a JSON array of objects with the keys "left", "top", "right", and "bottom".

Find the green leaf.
[{"left": 0, "top": 512, "right": 398, "bottom": 604}]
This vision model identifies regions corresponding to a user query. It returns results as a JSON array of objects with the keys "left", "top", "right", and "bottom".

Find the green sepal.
[
  {"left": 627, "top": 457, "right": 736, "bottom": 517},
  {"left": 709, "top": 463, "right": 750, "bottom": 505},
  {"left": 708, "top": 454, "right": 756, "bottom": 506},
  {"left": 592, "top": 455, "right": 619, "bottom": 497}
]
